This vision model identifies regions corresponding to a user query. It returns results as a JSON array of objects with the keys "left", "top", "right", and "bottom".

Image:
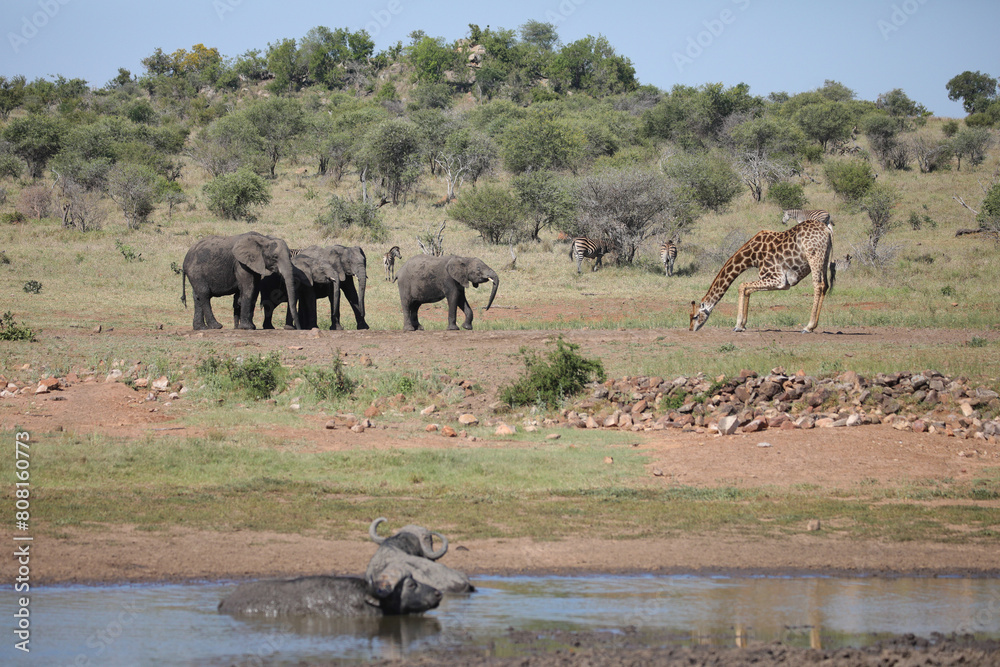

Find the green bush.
[
  {"left": 661, "top": 151, "right": 741, "bottom": 212},
  {"left": 305, "top": 356, "right": 357, "bottom": 400},
  {"left": 0, "top": 311, "right": 35, "bottom": 342},
  {"left": 766, "top": 182, "right": 807, "bottom": 210},
  {"left": 2, "top": 211, "right": 26, "bottom": 224},
  {"left": 316, "top": 195, "right": 387, "bottom": 242},
  {"left": 500, "top": 337, "right": 606, "bottom": 409},
  {"left": 197, "top": 352, "right": 285, "bottom": 400},
  {"left": 448, "top": 183, "right": 525, "bottom": 244},
  {"left": 823, "top": 159, "right": 875, "bottom": 203},
  {"left": 22, "top": 280, "right": 42, "bottom": 294},
  {"left": 203, "top": 167, "right": 271, "bottom": 222}
]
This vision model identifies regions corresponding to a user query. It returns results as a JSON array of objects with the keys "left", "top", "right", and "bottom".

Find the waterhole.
[{"left": 4, "top": 574, "right": 999, "bottom": 665}]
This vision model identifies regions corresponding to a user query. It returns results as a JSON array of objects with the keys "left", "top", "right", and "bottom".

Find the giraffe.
[{"left": 689, "top": 219, "right": 834, "bottom": 333}]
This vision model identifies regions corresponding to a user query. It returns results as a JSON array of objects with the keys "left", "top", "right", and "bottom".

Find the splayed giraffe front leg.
[{"left": 802, "top": 275, "right": 828, "bottom": 333}]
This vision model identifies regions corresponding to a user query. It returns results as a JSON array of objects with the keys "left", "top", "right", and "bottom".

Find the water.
[{"left": 4, "top": 574, "right": 999, "bottom": 665}]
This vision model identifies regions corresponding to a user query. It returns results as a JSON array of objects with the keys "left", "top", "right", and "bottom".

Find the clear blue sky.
[{"left": 2, "top": 0, "right": 997, "bottom": 117}]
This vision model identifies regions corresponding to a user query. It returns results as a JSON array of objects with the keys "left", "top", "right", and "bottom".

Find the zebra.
[
  {"left": 383, "top": 245, "right": 402, "bottom": 282},
  {"left": 781, "top": 209, "right": 831, "bottom": 227},
  {"left": 569, "top": 237, "right": 609, "bottom": 273},
  {"left": 659, "top": 240, "right": 678, "bottom": 277}
]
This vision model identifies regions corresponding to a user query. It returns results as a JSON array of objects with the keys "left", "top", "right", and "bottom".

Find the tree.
[
  {"left": 408, "top": 36, "right": 457, "bottom": 83},
  {"left": 946, "top": 71, "right": 998, "bottom": 114},
  {"left": 106, "top": 162, "right": 159, "bottom": 229},
  {"left": 241, "top": 97, "right": 306, "bottom": 177},
  {"left": 856, "top": 183, "right": 902, "bottom": 267},
  {"left": 547, "top": 35, "right": 636, "bottom": 96},
  {"left": 203, "top": 167, "right": 271, "bottom": 221},
  {"left": 876, "top": 88, "right": 929, "bottom": 120},
  {"left": 824, "top": 159, "right": 875, "bottom": 203},
  {"left": 519, "top": 21, "right": 559, "bottom": 51},
  {"left": 976, "top": 180, "right": 1000, "bottom": 243},
  {"left": 266, "top": 38, "right": 306, "bottom": 93},
  {"left": 577, "top": 169, "right": 692, "bottom": 265},
  {"left": 357, "top": 119, "right": 422, "bottom": 204},
  {"left": 0, "top": 75, "right": 26, "bottom": 120},
  {"left": 661, "top": 151, "right": 741, "bottom": 212},
  {"left": 950, "top": 127, "right": 993, "bottom": 170},
  {"left": 434, "top": 127, "right": 496, "bottom": 200},
  {"left": 501, "top": 107, "right": 585, "bottom": 174},
  {"left": 189, "top": 113, "right": 267, "bottom": 176},
  {"left": 860, "top": 112, "right": 903, "bottom": 168},
  {"left": 726, "top": 116, "right": 803, "bottom": 201},
  {"left": 512, "top": 170, "right": 576, "bottom": 240},
  {"left": 2, "top": 114, "right": 64, "bottom": 178},
  {"left": 448, "top": 184, "right": 525, "bottom": 244},
  {"left": 794, "top": 101, "right": 854, "bottom": 150}
]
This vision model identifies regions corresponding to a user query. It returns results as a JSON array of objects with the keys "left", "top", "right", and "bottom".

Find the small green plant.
[
  {"left": 717, "top": 342, "right": 738, "bottom": 353},
  {"left": 941, "top": 285, "right": 956, "bottom": 297},
  {"left": 0, "top": 311, "right": 35, "bottom": 341},
  {"left": 115, "top": 240, "right": 142, "bottom": 262},
  {"left": 170, "top": 261, "right": 183, "bottom": 275},
  {"left": 305, "top": 355, "right": 358, "bottom": 400},
  {"left": 908, "top": 211, "right": 937, "bottom": 230},
  {"left": 0, "top": 250, "right": 10, "bottom": 265},
  {"left": 316, "top": 195, "right": 387, "bottom": 242},
  {"left": 2, "top": 211, "right": 26, "bottom": 224},
  {"left": 22, "top": 280, "right": 42, "bottom": 294},
  {"left": 500, "top": 336, "right": 606, "bottom": 409},
  {"left": 967, "top": 337, "right": 988, "bottom": 348},
  {"left": 197, "top": 352, "right": 285, "bottom": 400}
]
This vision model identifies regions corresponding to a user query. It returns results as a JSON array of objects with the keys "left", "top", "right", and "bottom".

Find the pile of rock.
[{"left": 549, "top": 369, "right": 1000, "bottom": 443}]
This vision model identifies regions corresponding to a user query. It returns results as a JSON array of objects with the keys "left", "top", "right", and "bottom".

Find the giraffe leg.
[
  {"left": 803, "top": 277, "right": 828, "bottom": 333},
  {"left": 735, "top": 283, "right": 752, "bottom": 332}
]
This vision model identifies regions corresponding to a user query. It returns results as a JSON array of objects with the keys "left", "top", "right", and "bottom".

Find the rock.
[
  {"left": 364, "top": 405, "right": 381, "bottom": 418},
  {"left": 495, "top": 423, "right": 516, "bottom": 435},
  {"left": 420, "top": 404, "right": 437, "bottom": 416},
  {"left": 92, "top": 325, "right": 102, "bottom": 334},
  {"left": 757, "top": 442, "right": 772, "bottom": 448},
  {"left": 360, "top": 354, "right": 373, "bottom": 367},
  {"left": 960, "top": 403, "right": 976, "bottom": 418},
  {"left": 846, "top": 414, "right": 863, "bottom": 427},
  {"left": 441, "top": 425, "right": 457, "bottom": 437},
  {"left": 34, "top": 383, "right": 50, "bottom": 395},
  {"left": 603, "top": 456, "right": 614, "bottom": 464},
  {"left": 425, "top": 424, "right": 439, "bottom": 432},
  {"left": 881, "top": 397, "right": 901, "bottom": 415},
  {"left": 134, "top": 378, "right": 149, "bottom": 388},
  {"left": 807, "top": 519, "right": 821, "bottom": 531},
  {"left": 39, "top": 377, "right": 60, "bottom": 391},
  {"left": 350, "top": 424, "right": 365, "bottom": 433},
  {"left": 458, "top": 413, "right": 479, "bottom": 425},
  {"left": 105, "top": 369, "right": 123, "bottom": 383},
  {"left": 631, "top": 399, "right": 648, "bottom": 413},
  {"left": 152, "top": 376, "right": 170, "bottom": 392},
  {"left": 815, "top": 417, "right": 836, "bottom": 428},
  {"left": 546, "top": 433, "right": 561, "bottom": 440},
  {"left": 742, "top": 418, "right": 767, "bottom": 433},
  {"left": 585, "top": 416, "right": 600, "bottom": 429},
  {"left": 718, "top": 415, "right": 739, "bottom": 435}
]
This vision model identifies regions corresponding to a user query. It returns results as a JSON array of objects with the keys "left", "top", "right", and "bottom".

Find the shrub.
[
  {"left": 15, "top": 184, "right": 52, "bottom": 219},
  {"left": 942, "top": 120, "right": 960, "bottom": 137},
  {"left": 448, "top": 183, "right": 525, "bottom": 244},
  {"left": 203, "top": 167, "right": 271, "bottom": 221},
  {"left": 0, "top": 311, "right": 35, "bottom": 342},
  {"left": 305, "top": 356, "right": 357, "bottom": 400},
  {"left": 22, "top": 280, "right": 42, "bottom": 294},
  {"left": 499, "top": 337, "right": 606, "bottom": 409},
  {"left": 197, "top": 352, "right": 285, "bottom": 400},
  {"left": 1, "top": 211, "right": 26, "bottom": 224},
  {"left": 316, "top": 195, "right": 387, "bottom": 242},
  {"left": 823, "top": 159, "right": 875, "bottom": 203},
  {"left": 661, "top": 151, "right": 741, "bottom": 212},
  {"left": 766, "top": 182, "right": 807, "bottom": 210},
  {"left": 115, "top": 240, "right": 142, "bottom": 262}
]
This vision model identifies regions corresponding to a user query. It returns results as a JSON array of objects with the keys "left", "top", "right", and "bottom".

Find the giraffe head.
[{"left": 689, "top": 300, "right": 712, "bottom": 331}]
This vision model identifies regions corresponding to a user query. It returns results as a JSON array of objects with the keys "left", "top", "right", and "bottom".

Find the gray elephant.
[
  {"left": 301, "top": 244, "right": 369, "bottom": 330},
  {"left": 181, "top": 232, "right": 301, "bottom": 330},
  {"left": 258, "top": 249, "right": 344, "bottom": 330},
  {"left": 397, "top": 254, "right": 499, "bottom": 331}
]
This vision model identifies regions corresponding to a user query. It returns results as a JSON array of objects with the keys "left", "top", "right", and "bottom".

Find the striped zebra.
[
  {"left": 781, "top": 209, "right": 831, "bottom": 227},
  {"left": 569, "top": 237, "right": 609, "bottom": 273},
  {"left": 659, "top": 240, "right": 677, "bottom": 277},
  {"left": 383, "top": 245, "right": 402, "bottom": 282}
]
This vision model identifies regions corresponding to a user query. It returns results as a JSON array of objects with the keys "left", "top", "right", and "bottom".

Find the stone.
[
  {"left": 134, "top": 378, "right": 149, "bottom": 388},
  {"left": 815, "top": 417, "right": 836, "bottom": 428},
  {"left": 360, "top": 354, "right": 373, "bottom": 367},
  {"left": 420, "top": 404, "right": 437, "bottom": 416},
  {"left": 441, "top": 425, "right": 457, "bottom": 437},
  {"left": 152, "top": 376, "right": 170, "bottom": 392},
  {"left": 631, "top": 399, "right": 648, "bottom": 413},
  {"left": 39, "top": 377, "right": 60, "bottom": 391},
  {"left": 742, "top": 418, "right": 767, "bottom": 433},
  {"left": 585, "top": 416, "right": 600, "bottom": 429},
  {"left": 495, "top": 423, "right": 516, "bottom": 435},
  {"left": 425, "top": 424, "right": 439, "bottom": 432},
  {"left": 105, "top": 369, "right": 123, "bottom": 383},
  {"left": 960, "top": 403, "right": 976, "bottom": 418},
  {"left": 458, "top": 413, "right": 479, "bottom": 425},
  {"left": 34, "top": 383, "right": 50, "bottom": 395},
  {"left": 718, "top": 415, "right": 740, "bottom": 435},
  {"left": 546, "top": 433, "right": 561, "bottom": 440},
  {"left": 350, "top": 424, "right": 365, "bottom": 433},
  {"left": 807, "top": 519, "right": 821, "bottom": 531},
  {"left": 603, "top": 456, "right": 614, "bottom": 464},
  {"left": 364, "top": 405, "right": 381, "bottom": 418}
]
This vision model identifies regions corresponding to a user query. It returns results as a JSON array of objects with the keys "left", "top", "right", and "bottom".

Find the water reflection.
[{"left": 2, "top": 574, "right": 997, "bottom": 666}]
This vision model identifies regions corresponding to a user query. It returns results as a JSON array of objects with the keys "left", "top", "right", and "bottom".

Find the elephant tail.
[{"left": 180, "top": 270, "right": 188, "bottom": 308}]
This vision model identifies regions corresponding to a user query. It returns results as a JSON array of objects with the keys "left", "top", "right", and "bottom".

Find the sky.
[{"left": 2, "top": 0, "right": 997, "bottom": 118}]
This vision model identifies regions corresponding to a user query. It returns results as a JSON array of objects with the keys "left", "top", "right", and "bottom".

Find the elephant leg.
[
  {"left": 446, "top": 293, "right": 462, "bottom": 331},
  {"left": 236, "top": 289, "right": 258, "bottom": 330},
  {"left": 233, "top": 294, "right": 242, "bottom": 329},
  {"left": 404, "top": 302, "right": 423, "bottom": 331},
  {"left": 340, "top": 280, "right": 368, "bottom": 330},
  {"left": 193, "top": 293, "right": 222, "bottom": 330},
  {"left": 458, "top": 292, "right": 474, "bottom": 330}
]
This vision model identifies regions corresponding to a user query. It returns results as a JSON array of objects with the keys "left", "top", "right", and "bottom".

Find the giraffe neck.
[{"left": 700, "top": 249, "right": 759, "bottom": 311}]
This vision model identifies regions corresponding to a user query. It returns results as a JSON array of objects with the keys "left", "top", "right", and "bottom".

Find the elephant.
[
  {"left": 396, "top": 254, "right": 499, "bottom": 331},
  {"left": 299, "top": 244, "right": 370, "bottom": 331},
  {"left": 258, "top": 249, "right": 344, "bottom": 330},
  {"left": 181, "top": 232, "right": 301, "bottom": 331}
]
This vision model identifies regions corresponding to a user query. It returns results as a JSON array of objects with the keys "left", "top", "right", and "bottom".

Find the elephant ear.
[
  {"left": 233, "top": 236, "right": 269, "bottom": 276},
  {"left": 446, "top": 257, "right": 470, "bottom": 287}
]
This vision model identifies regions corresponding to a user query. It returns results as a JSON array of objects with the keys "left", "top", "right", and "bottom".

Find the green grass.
[{"left": 18, "top": 432, "right": 1000, "bottom": 543}]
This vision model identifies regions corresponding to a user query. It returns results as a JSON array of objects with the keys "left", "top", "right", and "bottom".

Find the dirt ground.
[
  {"left": 4, "top": 324, "right": 1000, "bottom": 665},
  {"left": 4, "top": 323, "right": 998, "bottom": 587}
]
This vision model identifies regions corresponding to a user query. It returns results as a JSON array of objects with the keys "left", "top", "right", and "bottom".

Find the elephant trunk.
[
  {"left": 483, "top": 271, "right": 499, "bottom": 311},
  {"left": 355, "top": 272, "right": 367, "bottom": 321}
]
